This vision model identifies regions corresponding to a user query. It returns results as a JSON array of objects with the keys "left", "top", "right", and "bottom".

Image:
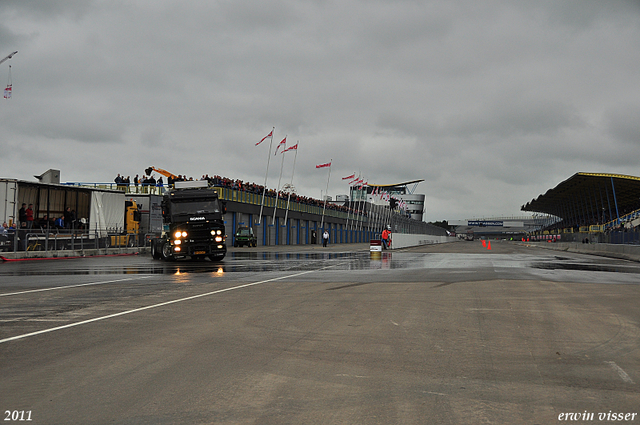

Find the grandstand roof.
[
  {"left": 368, "top": 179, "right": 424, "bottom": 188},
  {"left": 521, "top": 173, "right": 640, "bottom": 224}
]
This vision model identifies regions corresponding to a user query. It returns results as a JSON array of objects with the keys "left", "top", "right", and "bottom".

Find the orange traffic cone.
[
  {"left": 487, "top": 241, "right": 492, "bottom": 250},
  {"left": 482, "top": 240, "right": 486, "bottom": 247}
]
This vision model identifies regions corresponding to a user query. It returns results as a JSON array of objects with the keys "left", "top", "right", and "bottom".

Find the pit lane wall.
[
  {"left": 391, "top": 234, "right": 459, "bottom": 249},
  {"left": 524, "top": 242, "right": 640, "bottom": 262}
]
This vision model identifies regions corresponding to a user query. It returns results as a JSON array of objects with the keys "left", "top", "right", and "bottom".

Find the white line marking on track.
[
  {"left": 604, "top": 361, "right": 635, "bottom": 384},
  {"left": 336, "top": 374, "right": 370, "bottom": 378},
  {"left": 0, "top": 265, "right": 339, "bottom": 345},
  {"left": 0, "top": 276, "right": 154, "bottom": 297}
]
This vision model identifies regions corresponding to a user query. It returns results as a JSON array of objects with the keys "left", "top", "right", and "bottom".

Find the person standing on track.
[
  {"left": 381, "top": 225, "right": 391, "bottom": 250},
  {"left": 322, "top": 230, "right": 329, "bottom": 247}
]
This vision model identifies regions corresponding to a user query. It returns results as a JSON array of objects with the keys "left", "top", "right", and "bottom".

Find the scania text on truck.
[{"left": 150, "top": 181, "right": 227, "bottom": 261}]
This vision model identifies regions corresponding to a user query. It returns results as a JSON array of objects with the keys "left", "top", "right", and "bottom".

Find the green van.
[{"left": 234, "top": 226, "right": 257, "bottom": 247}]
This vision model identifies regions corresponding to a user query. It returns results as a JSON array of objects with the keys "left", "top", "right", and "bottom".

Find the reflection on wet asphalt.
[
  {"left": 531, "top": 262, "right": 637, "bottom": 273},
  {"left": 2, "top": 250, "right": 640, "bottom": 278},
  {"left": 0, "top": 252, "right": 382, "bottom": 276}
]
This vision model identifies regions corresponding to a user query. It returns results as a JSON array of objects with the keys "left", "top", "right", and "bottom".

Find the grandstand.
[{"left": 521, "top": 173, "right": 640, "bottom": 244}]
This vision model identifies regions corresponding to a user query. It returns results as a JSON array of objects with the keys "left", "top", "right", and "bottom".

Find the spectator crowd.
[{"left": 113, "top": 172, "right": 367, "bottom": 217}]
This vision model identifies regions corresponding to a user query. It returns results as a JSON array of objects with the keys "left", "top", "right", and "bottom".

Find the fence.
[{"left": 0, "top": 227, "right": 141, "bottom": 254}]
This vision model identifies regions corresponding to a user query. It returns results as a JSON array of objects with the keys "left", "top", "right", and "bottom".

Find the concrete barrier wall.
[
  {"left": 525, "top": 242, "right": 640, "bottom": 262},
  {"left": 391, "top": 234, "right": 459, "bottom": 249}
]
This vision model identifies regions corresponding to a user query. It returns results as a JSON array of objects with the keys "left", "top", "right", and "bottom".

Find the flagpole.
[
  {"left": 373, "top": 189, "right": 379, "bottom": 235},
  {"left": 356, "top": 175, "right": 364, "bottom": 233},
  {"left": 352, "top": 174, "right": 360, "bottom": 237},
  {"left": 340, "top": 173, "right": 355, "bottom": 242},
  {"left": 258, "top": 127, "right": 274, "bottom": 225},
  {"left": 320, "top": 159, "right": 332, "bottom": 231},
  {"left": 347, "top": 175, "right": 359, "bottom": 231},
  {"left": 272, "top": 136, "right": 287, "bottom": 226},
  {"left": 365, "top": 185, "right": 372, "bottom": 236},
  {"left": 386, "top": 195, "right": 393, "bottom": 230},
  {"left": 345, "top": 183, "right": 352, "bottom": 242},
  {"left": 360, "top": 182, "right": 367, "bottom": 232},
  {"left": 352, "top": 181, "right": 359, "bottom": 239},
  {"left": 284, "top": 142, "right": 299, "bottom": 225},
  {"left": 364, "top": 184, "right": 370, "bottom": 235}
]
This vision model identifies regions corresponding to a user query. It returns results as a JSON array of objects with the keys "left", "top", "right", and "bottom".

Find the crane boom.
[
  {"left": 145, "top": 166, "right": 179, "bottom": 180},
  {"left": 0, "top": 51, "right": 18, "bottom": 66}
]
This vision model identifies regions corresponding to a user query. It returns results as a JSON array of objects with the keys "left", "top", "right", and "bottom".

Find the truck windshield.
[{"left": 170, "top": 199, "right": 220, "bottom": 215}]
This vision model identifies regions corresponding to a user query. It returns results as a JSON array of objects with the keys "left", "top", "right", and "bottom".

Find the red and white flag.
[
  {"left": 282, "top": 142, "right": 298, "bottom": 153},
  {"left": 256, "top": 130, "right": 273, "bottom": 146},
  {"left": 342, "top": 173, "right": 356, "bottom": 180},
  {"left": 3, "top": 85, "right": 11, "bottom": 99},
  {"left": 274, "top": 137, "right": 286, "bottom": 154},
  {"left": 316, "top": 162, "right": 331, "bottom": 169}
]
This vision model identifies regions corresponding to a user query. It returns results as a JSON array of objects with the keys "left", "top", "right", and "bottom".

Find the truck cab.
[
  {"left": 110, "top": 200, "right": 141, "bottom": 247},
  {"left": 151, "top": 182, "right": 227, "bottom": 261}
]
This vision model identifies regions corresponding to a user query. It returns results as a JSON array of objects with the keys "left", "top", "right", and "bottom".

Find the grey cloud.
[
  {"left": 376, "top": 97, "right": 584, "bottom": 141},
  {"left": 605, "top": 103, "right": 640, "bottom": 145},
  {"left": 1, "top": 0, "right": 95, "bottom": 20},
  {"left": 2, "top": 1, "right": 640, "bottom": 221}
]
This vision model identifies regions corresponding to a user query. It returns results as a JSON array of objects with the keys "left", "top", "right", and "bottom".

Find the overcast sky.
[{"left": 1, "top": 0, "right": 639, "bottom": 221}]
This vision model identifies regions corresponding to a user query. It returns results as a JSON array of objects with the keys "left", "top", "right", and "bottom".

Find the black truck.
[{"left": 150, "top": 182, "right": 227, "bottom": 261}]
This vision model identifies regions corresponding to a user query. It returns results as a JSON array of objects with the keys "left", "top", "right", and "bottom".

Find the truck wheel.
[
  {"left": 161, "top": 241, "right": 174, "bottom": 261},
  {"left": 151, "top": 241, "right": 161, "bottom": 260}
]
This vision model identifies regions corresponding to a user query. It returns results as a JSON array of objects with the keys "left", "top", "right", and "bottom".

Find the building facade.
[{"left": 348, "top": 179, "right": 426, "bottom": 222}]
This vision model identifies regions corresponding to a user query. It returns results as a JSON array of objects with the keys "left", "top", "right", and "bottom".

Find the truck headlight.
[
  {"left": 215, "top": 236, "right": 222, "bottom": 242},
  {"left": 174, "top": 239, "right": 181, "bottom": 245},
  {"left": 174, "top": 231, "right": 187, "bottom": 239}
]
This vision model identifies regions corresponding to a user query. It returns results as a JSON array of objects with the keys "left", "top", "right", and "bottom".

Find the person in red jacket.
[
  {"left": 25, "top": 204, "right": 34, "bottom": 229},
  {"left": 381, "top": 225, "right": 391, "bottom": 250}
]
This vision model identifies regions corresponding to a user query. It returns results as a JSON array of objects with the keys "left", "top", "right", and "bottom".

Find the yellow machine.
[
  {"left": 110, "top": 200, "right": 141, "bottom": 247},
  {"left": 145, "top": 166, "right": 179, "bottom": 181}
]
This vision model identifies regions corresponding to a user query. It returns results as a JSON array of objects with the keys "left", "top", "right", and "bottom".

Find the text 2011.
[{"left": 4, "top": 411, "right": 32, "bottom": 421}]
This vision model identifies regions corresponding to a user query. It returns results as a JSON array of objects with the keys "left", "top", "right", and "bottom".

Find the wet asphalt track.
[{"left": 1, "top": 241, "right": 639, "bottom": 424}]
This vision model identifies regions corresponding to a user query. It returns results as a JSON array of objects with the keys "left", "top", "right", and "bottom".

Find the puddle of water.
[
  {"left": 0, "top": 251, "right": 395, "bottom": 276},
  {"left": 531, "top": 263, "right": 639, "bottom": 274}
]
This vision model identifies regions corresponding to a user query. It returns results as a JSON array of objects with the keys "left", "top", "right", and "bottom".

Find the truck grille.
[{"left": 187, "top": 224, "right": 218, "bottom": 240}]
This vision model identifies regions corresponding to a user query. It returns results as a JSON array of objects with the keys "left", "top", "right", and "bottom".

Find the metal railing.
[
  {"left": 64, "top": 182, "right": 368, "bottom": 222},
  {"left": 63, "top": 182, "right": 165, "bottom": 195},
  {"left": 0, "top": 228, "right": 142, "bottom": 254}
]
